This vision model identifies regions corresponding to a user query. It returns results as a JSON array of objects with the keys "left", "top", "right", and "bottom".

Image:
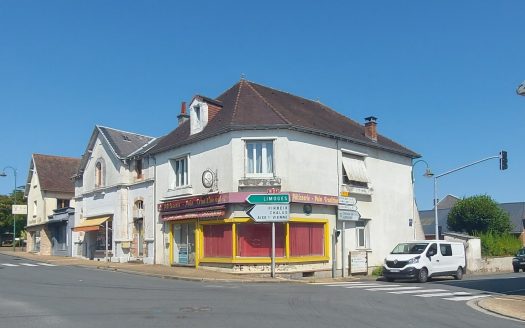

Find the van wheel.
[
  {"left": 417, "top": 268, "right": 428, "bottom": 283},
  {"left": 454, "top": 267, "right": 463, "bottom": 280}
]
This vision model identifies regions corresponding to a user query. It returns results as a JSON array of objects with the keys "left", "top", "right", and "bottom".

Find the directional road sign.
[
  {"left": 338, "top": 204, "right": 358, "bottom": 211},
  {"left": 338, "top": 209, "right": 361, "bottom": 221},
  {"left": 246, "top": 194, "right": 289, "bottom": 204},
  {"left": 246, "top": 204, "right": 290, "bottom": 222}
]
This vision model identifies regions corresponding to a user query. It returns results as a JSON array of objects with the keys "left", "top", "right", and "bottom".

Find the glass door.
[{"left": 173, "top": 222, "right": 196, "bottom": 265}]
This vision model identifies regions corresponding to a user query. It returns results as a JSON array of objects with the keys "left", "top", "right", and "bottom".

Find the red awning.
[{"left": 162, "top": 205, "right": 226, "bottom": 222}]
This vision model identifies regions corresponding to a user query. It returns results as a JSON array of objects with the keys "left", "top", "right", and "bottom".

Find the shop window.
[
  {"left": 237, "top": 223, "right": 284, "bottom": 257},
  {"left": 203, "top": 224, "right": 232, "bottom": 258},
  {"left": 356, "top": 220, "right": 370, "bottom": 249},
  {"left": 246, "top": 141, "right": 274, "bottom": 176},
  {"left": 96, "top": 221, "right": 112, "bottom": 251},
  {"left": 169, "top": 156, "right": 189, "bottom": 189},
  {"left": 289, "top": 223, "right": 324, "bottom": 257},
  {"left": 33, "top": 231, "right": 41, "bottom": 252},
  {"left": 341, "top": 153, "right": 369, "bottom": 188}
]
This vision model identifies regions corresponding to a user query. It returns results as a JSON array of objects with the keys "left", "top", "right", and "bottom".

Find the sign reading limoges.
[
  {"left": 338, "top": 195, "right": 360, "bottom": 221},
  {"left": 246, "top": 193, "right": 290, "bottom": 222}
]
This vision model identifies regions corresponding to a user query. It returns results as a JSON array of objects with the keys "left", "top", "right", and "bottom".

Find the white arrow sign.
[
  {"left": 246, "top": 204, "right": 290, "bottom": 222},
  {"left": 338, "top": 204, "right": 358, "bottom": 211},
  {"left": 338, "top": 209, "right": 361, "bottom": 221}
]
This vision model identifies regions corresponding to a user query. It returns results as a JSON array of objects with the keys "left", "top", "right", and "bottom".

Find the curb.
[{"left": 468, "top": 297, "right": 525, "bottom": 323}]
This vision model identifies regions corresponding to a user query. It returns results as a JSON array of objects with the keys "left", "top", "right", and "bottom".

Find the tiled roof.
[
  {"left": 148, "top": 80, "right": 420, "bottom": 157},
  {"left": 97, "top": 126, "right": 155, "bottom": 158},
  {"left": 32, "top": 154, "right": 80, "bottom": 193}
]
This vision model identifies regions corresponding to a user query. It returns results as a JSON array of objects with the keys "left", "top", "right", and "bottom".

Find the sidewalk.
[{"left": 1, "top": 249, "right": 523, "bottom": 322}]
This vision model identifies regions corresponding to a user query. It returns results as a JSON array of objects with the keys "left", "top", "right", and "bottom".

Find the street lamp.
[
  {"left": 517, "top": 81, "right": 525, "bottom": 96},
  {"left": 0, "top": 166, "right": 17, "bottom": 252},
  {"left": 411, "top": 160, "right": 433, "bottom": 239},
  {"left": 432, "top": 153, "right": 504, "bottom": 240}
]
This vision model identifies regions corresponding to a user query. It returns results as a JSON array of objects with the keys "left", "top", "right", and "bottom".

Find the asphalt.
[{"left": 1, "top": 248, "right": 523, "bottom": 323}]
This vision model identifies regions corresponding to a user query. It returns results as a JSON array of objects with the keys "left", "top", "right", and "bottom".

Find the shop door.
[{"left": 173, "top": 222, "right": 196, "bottom": 265}]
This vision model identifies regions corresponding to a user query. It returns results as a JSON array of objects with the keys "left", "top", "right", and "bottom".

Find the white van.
[{"left": 382, "top": 241, "right": 466, "bottom": 283}]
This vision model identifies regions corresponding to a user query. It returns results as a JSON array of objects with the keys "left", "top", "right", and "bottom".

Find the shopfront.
[
  {"left": 159, "top": 192, "right": 334, "bottom": 270},
  {"left": 73, "top": 216, "right": 112, "bottom": 260}
]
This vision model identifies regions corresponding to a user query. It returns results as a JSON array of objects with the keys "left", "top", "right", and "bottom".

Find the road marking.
[
  {"left": 19, "top": 263, "right": 39, "bottom": 267},
  {"left": 416, "top": 292, "right": 471, "bottom": 298},
  {"left": 1, "top": 263, "right": 19, "bottom": 267},
  {"left": 443, "top": 295, "right": 490, "bottom": 301},
  {"left": 389, "top": 289, "right": 446, "bottom": 294},
  {"left": 323, "top": 282, "right": 372, "bottom": 287},
  {"left": 344, "top": 284, "right": 388, "bottom": 289},
  {"left": 366, "top": 286, "right": 421, "bottom": 291},
  {"left": 36, "top": 263, "right": 57, "bottom": 267}
]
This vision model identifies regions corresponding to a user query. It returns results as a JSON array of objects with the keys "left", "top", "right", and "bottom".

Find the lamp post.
[
  {"left": 0, "top": 166, "right": 17, "bottom": 251},
  {"left": 432, "top": 153, "right": 503, "bottom": 240},
  {"left": 517, "top": 81, "right": 525, "bottom": 96},
  {"left": 411, "top": 160, "right": 433, "bottom": 240}
]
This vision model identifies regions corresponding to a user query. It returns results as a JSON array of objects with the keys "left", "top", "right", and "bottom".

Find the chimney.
[
  {"left": 364, "top": 116, "right": 378, "bottom": 142},
  {"left": 177, "top": 101, "right": 189, "bottom": 126}
]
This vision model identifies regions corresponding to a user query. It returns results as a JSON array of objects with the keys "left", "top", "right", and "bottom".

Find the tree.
[
  {"left": 447, "top": 195, "right": 512, "bottom": 234},
  {"left": 0, "top": 190, "right": 26, "bottom": 239}
]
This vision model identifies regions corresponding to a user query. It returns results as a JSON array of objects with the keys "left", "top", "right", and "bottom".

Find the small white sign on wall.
[
  {"left": 12, "top": 205, "right": 27, "bottom": 215},
  {"left": 350, "top": 251, "right": 368, "bottom": 274}
]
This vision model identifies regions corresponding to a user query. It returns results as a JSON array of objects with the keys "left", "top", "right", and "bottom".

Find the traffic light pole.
[{"left": 432, "top": 153, "right": 504, "bottom": 240}]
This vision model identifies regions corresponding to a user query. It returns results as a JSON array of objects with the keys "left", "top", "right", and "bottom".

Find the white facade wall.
[{"left": 153, "top": 128, "right": 415, "bottom": 269}]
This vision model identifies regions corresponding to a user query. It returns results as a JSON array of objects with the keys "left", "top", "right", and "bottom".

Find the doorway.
[{"left": 172, "top": 222, "right": 196, "bottom": 265}]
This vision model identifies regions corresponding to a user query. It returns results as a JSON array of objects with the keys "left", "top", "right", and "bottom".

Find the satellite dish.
[{"left": 517, "top": 81, "right": 525, "bottom": 96}]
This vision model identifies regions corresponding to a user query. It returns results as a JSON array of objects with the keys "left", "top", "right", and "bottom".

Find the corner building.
[{"left": 148, "top": 80, "right": 420, "bottom": 275}]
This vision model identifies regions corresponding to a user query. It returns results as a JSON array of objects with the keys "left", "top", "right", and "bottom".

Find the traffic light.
[{"left": 499, "top": 151, "right": 508, "bottom": 170}]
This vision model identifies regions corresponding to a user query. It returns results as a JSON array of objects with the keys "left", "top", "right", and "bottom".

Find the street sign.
[
  {"left": 246, "top": 194, "right": 289, "bottom": 204},
  {"left": 338, "top": 209, "right": 361, "bottom": 221},
  {"left": 12, "top": 205, "right": 27, "bottom": 215},
  {"left": 246, "top": 204, "right": 290, "bottom": 222},
  {"left": 338, "top": 204, "right": 358, "bottom": 211},
  {"left": 338, "top": 196, "right": 357, "bottom": 205}
]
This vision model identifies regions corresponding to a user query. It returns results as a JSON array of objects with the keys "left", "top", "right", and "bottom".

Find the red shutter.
[
  {"left": 203, "top": 224, "right": 232, "bottom": 257},
  {"left": 237, "top": 223, "right": 285, "bottom": 257},
  {"left": 289, "top": 223, "right": 324, "bottom": 256}
]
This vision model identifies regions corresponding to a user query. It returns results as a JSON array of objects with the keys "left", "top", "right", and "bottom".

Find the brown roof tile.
[
  {"left": 33, "top": 154, "right": 80, "bottom": 193},
  {"left": 149, "top": 80, "right": 419, "bottom": 158}
]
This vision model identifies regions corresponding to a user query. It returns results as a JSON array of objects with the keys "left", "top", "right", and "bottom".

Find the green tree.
[
  {"left": 0, "top": 190, "right": 26, "bottom": 239},
  {"left": 447, "top": 195, "right": 512, "bottom": 234}
]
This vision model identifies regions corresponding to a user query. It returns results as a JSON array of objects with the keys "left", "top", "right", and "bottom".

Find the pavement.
[{"left": 1, "top": 248, "right": 524, "bottom": 322}]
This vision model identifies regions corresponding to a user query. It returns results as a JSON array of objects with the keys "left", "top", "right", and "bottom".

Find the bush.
[
  {"left": 476, "top": 232, "right": 522, "bottom": 256},
  {"left": 371, "top": 266, "right": 383, "bottom": 276}
]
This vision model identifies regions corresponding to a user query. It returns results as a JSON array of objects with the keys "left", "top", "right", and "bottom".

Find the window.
[
  {"left": 203, "top": 224, "right": 232, "bottom": 258},
  {"left": 440, "top": 244, "right": 452, "bottom": 256},
  {"left": 289, "top": 223, "right": 324, "bottom": 256},
  {"left": 135, "top": 200, "right": 144, "bottom": 210},
  {"left": 341, "top": 154, "right": 369, "bottom": 188},
  {"left": 135, "top": 159, "right": 143, "bottom": 179},
  {"left": 356, "top": 220, "right": 370, "bottom": 249},
  {"left": 237, "top": 223, "right": 284, "bottom": 257},
  {"left": 170, "top": 157, "right": 189, "bottom": 188},
  {"left": 33, "top": 201, "right": 37, "bottom": 217},
  {"left": 95, "top": 161, "right": 103, "bottom": 187},
  {"left": 56, "top": 199, "right": 70, "bottom": 209},
  {"left": 33, "top": 231, "right": 41, "bottom": 252},
  {"left": 246, "top": 141, "right": 274, "bottom": 176}
]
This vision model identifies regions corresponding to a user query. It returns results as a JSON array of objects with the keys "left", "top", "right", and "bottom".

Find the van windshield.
[{"left": 391, "top": 243, "right": 428, "bottom": 254}]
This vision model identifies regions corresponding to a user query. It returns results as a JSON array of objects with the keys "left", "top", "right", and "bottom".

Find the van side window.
[
  {"left": 427, "top": 243, "right": 437, "bottom": 256},
  {"left": 440, "top": 244, "right": 452, "bottom": 256}
]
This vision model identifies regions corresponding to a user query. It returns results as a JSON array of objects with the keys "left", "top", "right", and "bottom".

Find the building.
[
  {"left": 420, "top": 195, "right": 525, "bottom": 244},
  {"left": 24, "top": 154, "right": 80, "bottom": 256},
  {"left": 72, "top": 126, "right": 157, "bottom": 263},
  {"left": 147, "top": 80, "right": 420, "bottom": 275}
]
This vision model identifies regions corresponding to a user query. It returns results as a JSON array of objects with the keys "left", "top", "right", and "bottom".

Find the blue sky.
[{"left": 1, "top": 1, "right": 524, "bottom": 210}]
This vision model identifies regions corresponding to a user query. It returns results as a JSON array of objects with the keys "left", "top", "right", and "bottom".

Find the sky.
[{"left": 0, "top": 1, "right": 524, "bottom": 210}]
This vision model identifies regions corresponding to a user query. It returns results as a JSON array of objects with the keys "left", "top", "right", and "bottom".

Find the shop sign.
[
  {"left": 289, "top": 192, "right": 338, "bottom": 205},
  {"left": 158, "top": 194, "right": 228, "bottom": 212},
  {"left": 246, "top": 204, "right": 290, "bottom": 222}
]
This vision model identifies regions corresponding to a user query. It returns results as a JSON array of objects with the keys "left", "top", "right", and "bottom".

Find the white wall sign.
[{"left": 350, "top": 251, "right": 368, "bottom": 274}]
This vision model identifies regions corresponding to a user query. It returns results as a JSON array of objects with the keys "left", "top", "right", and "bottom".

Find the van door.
[
  {"left": 438, "top": 243, "right": 454, "bottom": 273},
  {"left": 426, "top": 243, "right": 443, "bottom": 275}
]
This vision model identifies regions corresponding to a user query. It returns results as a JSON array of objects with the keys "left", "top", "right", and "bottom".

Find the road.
[{"left": 0, "top": 253, "right": 523, "bottom": 328}]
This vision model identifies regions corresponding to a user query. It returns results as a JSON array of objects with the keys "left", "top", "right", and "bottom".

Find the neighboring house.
[
  {"left": 24, "top": 154, "right": 80, "bottom": 256},
  {"left": 146, "top": 79, "right": 420, "bottom": 274},
  {"left": 72, "top": 126, "right": 157, "bottom": 264},
  {"left": 420, "top": 195, "right": 525, "bottom": 245}
]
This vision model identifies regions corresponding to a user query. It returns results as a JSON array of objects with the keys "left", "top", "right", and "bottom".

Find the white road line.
[
  {"left": 36, "top": 263, "right": 57, "bottom": 267},
  {"left": 1, "top": 263, "right": 19, "bottom": 267},
  {"left": 389, "top": 289, "right": 446, "bottom": 294},
  {"left": 443, "top": 295, "right": 490, "bottom": 302},
  {"left": 366, "top": 286, "right": 422, "bottom": 291},
  {"left": 323, "top": 282, "right": 372, "bottom": 287},
  {"left": 19, "top": 263, "right": 39, "bottom": 267},
  {"left": 344, "top": 284, "right": 388, "bottom": 289},
  {"left": 417, "top": 292, "right": 471, "bottom": 298}
]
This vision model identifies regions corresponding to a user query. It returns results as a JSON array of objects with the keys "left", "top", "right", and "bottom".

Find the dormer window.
[{"left": 189, "top": 100, "right": 208, "bottom": 135}]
